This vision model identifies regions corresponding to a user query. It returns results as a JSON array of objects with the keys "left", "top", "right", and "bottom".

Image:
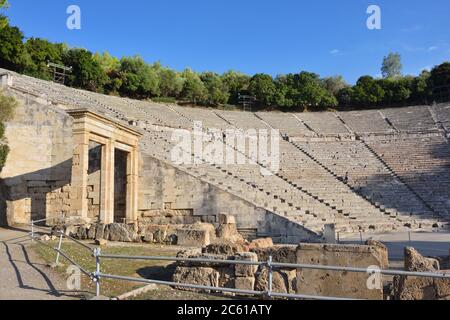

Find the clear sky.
[{"left": 5, "top": 0, "right": 450, "bottom": 83}]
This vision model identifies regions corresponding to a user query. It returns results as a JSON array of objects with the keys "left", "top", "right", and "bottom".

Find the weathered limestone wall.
[
  {"left": 139, "top": 154, "right": 260, "bottom": 227},
  {"left": 0, "top": 92, "right": 73, "bottom": 225}
]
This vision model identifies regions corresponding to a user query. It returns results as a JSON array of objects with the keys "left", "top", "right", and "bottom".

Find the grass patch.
[
  {"left": 33, "top": 241, "right": 239, "bottom": 300},
  {"left": 33, "top": 241, "right": 189, "bottom": 299}
]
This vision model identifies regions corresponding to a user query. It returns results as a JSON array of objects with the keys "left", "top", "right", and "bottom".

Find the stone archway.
[{"left": 67, "top": 109, "right": 142, "bottom": 224}]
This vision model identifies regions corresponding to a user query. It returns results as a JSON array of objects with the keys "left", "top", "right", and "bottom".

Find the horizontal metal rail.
[
  {"left": 99, "top": 254, "right": 450, "bottom": 280},
  {"left": 271, "top": 262, "right": 450, "bottom": 280},
  {"left": 31, "top": 235, "right": 92, "bottom": 278},
  {"left": 29, "top": 225, "right": 52, "bottom": 232},
  {"left": 32, "top": 217, "right": 58, "bottom": 224},
  {"left": 62, "top": 232, "right": 94, "bottom": 253},
  {"left": 27, "top": 218, "right": 450, "bottom": 300},
  {"left": 100, "top": 254, "right": 265, "bottom": 266},
  {"left": 98, "top": 273, "right": 358, "bottom": 301}
]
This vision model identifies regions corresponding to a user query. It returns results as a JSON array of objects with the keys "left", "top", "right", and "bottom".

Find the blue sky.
[{"left": 5, "top": 0, "right": 450, "bottom": 83}]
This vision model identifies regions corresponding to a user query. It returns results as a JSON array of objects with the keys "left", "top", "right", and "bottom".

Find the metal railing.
[
  {"left": 28, "top": 217, "right": 96, "bottom": 281},
  {"left": 28, "top": 218, "right": 450, "bottom": 300}
]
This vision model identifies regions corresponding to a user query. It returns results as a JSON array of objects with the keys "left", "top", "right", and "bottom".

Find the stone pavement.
[
  {"left": 0, "top": 227, "right": 84, "bottom": 300},
  {"left": 342, "top": 231, "right": 450, "bottom": 261}
]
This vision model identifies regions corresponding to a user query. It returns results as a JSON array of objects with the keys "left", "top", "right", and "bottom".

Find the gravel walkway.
[{"left": 0, "top": 227, "right": 84, "bottom": 300}]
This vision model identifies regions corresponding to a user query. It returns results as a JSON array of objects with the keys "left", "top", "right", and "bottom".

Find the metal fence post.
[
  {"left": 31, "top": 220, "right": 34, "bottom": 242},
  {"left": 268, "top": 256, "right": 273, "bottom": 299},
  {"left": 55, "top": 232, "right": 64, "bottom": 265},
  {"left": 94, "top": 248, "right": 101, "bottom": 297},
  {"left": 408, "top": 231, "right": 412, "bottom": 247}
]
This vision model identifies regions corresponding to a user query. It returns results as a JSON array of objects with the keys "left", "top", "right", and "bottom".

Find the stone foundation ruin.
[{"left": 171, "top": 241, "right": 450, "bottom": 300}]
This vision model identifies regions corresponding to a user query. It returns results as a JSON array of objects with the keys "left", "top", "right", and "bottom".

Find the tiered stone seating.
[
  {"left": 216, "top": 110, "right": 271, "bottom": 130},
  {"left": 256, "top": 112, "right": 316, "bottom": 137},
  {"left": 277, "top": 141, "right": 408, "bottom": 232},
  {"left": 367, "top": 135, "right": 450, "bottom": 219},
  {"left": 298, "top": 140, "right": 436, "bottom": 219},
  {"left": 5, "top": 68, "right": 448, "bottom": 237},
  {"left": 129, "top": 100, "right": 193, "bottom": 130},
  {"left": 296, "top": 112, "right": 350, "bottom": 136},
  {"left": 431, "top": 104, "right": 450, "bottom": 133},
  {"left": 170, "top": 105, "right": 232, "bottom": 130},
  {"left": 338, "top": 110, "right": 394, "bottom": 135},
  {"left": 381, "top": 106, "right": 438, "bottom": 133}
]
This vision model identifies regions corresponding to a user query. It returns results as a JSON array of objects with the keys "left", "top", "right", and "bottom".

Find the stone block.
[
  {"left": 393, "top": 248, "right": 450, "bottom": 300},
  {"left": 234, "top": 252, "right": 258, "bottom": 277},
  {"left": 249, "top": 238, "right": 274, "bottom": 249},
  {"left": 177, "top": 228, "right": 210, "bottom": 247},
  {"left": 218, "top": 214, "right": 236, "bottom": 225},
  {"left": 172, "top": 267, "right": 220, "bottom": 292},
  {"left": 216, "top": 223, "right": 244, "bottom": 242},
  {"left": 203, "top": 242, "right": 243, "bottom": 255},
  {"left": 251, "top": 245, "right": 297, "bottom": 265},
  {"left": 107, "top": 223, "right": 139, "bottom": 242},
  {"left": 95, "top": 223, "right": 106, "bottom": 240},
  {"left": 234, "top": 277, "right": 255, "bottom": 291},
  {"left": 255, "top": 269, "right": 297, "bottom": 294},
  {"left": 296, "top": 243, "right": 388, "bottom": 300}
]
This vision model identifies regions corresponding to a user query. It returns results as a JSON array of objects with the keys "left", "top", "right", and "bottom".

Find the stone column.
[
  {"left": 70, "top": 131, "right": 89, "bottom": 219},
  {"left": 126, "top": 148, "right": 139, "bottom": 224},
  {"left": 100, "top": 140, "right": 115, "bottom": 224}
]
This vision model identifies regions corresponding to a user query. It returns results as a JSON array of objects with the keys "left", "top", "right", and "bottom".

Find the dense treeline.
[{"left": 0, "top": 15, "right": 449, "bottom": 111}]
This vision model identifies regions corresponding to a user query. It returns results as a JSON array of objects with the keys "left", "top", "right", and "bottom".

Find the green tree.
[
  {"left": 221, "top": 71, "right": 250, "bottom": 105},
  {"left": 379, "top": 77, "right": 412, "bottom": 106},
  {"left": 63, "top": 48, "right": 108, "bottom": 92},
  {"left": 180, "top": 69, "right": 207, "bottom": 105},
  {"left": 274, "top": 72, "right": 337, "bottom": 110},
  {"left": 0, "top": 90, "right": 17, "bottom": 172},
  {"left": 352, "top": 76, "right": 385, "bottom": 107},
  {"left": 429, "top": 62, "right": 450, "bottom": 102},
  {"left": 321, "top": 75, "right": 348, "bottom": 96},
  {"left": 93, "top": 52, "right": 122, "bottom": 94},
  {"left": 119, "top": 56, "right": 160, "bottom": 98},
  {"left": 429, "top": 62, "right": 450, "bottom": 88},
  {"left": 381, "top": 52, "right": 403, "bottom": 78},
  {"left": 200, "top": 72, "right": 229, "bottom": 106},
  {"left": 0, "top": 0, "right": 9, "bottom": 28},
  {"left": 248, "top": 74, "right": 276, "bottom": 107},
  {"left": 337, "top": 87, "right": 355, "bottom": 108},
  {"left": 0, "top": 21, "right": 27, "bottom": 72},
  {"left": 159, "top": 67, "right": 184, "bottom": 98},
  {"left": 93, "top": 52, "right": 120, "bottom": 73},
  {"left": 273, "top": 75, "right": 295, "bottom": 108},
  {"left": 24, "top": 38, "right": 65, "bottom": 80},
  {"left": 295, "top": 72, "right": 338, "bottom": 110},
  {"left": 411, "top": 70, "right": 431, "bottom": 104}
]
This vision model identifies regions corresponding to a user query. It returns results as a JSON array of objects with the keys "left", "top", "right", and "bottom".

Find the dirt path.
[{"left": 0, "top": 227, "right": 83, "bottom": 300}]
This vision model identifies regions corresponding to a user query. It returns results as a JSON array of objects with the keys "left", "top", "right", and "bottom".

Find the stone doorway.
[{"left": 68, "top": 109, "right": 142, "bottom": 224}]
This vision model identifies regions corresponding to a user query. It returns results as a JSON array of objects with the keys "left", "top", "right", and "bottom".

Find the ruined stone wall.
[{"left": 0, "top": 91, "right": 73, "bottom": 225}]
